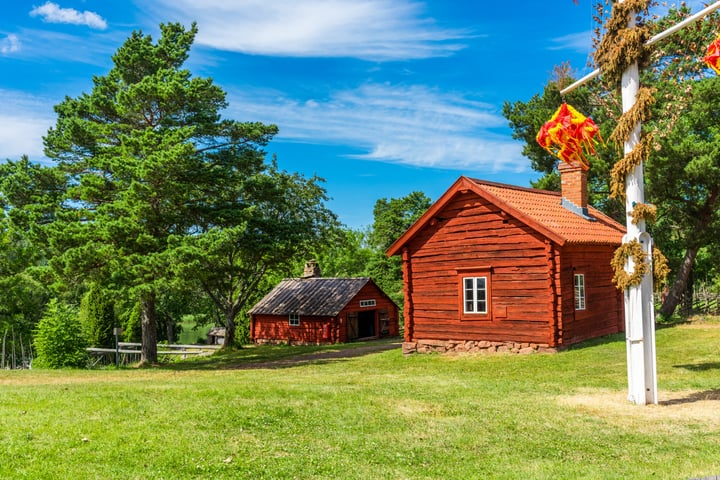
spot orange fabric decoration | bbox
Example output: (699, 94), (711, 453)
(704, 35), (720, 74)
(536, 103), (601, 170)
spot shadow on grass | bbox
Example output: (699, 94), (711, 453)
(563, 333), (626, 351)
(659, 388), (720, 406)
(673, 362), (720, 372)
(163, 338), (402, 371)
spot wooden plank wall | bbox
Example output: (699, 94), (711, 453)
(252, 314), (336, 344)
(559, 244), (624, 345)
(404, 192), (554, 345)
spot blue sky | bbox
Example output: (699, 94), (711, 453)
(0, 1), (706, 228)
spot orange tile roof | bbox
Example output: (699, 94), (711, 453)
(387, 176), (625, 256)
(469, 177), (626, 245)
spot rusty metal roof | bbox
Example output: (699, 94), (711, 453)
(248, 277), (372, 316)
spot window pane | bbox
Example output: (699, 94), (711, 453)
(574, 274), (586, 310)
(463, 276), (488, 314)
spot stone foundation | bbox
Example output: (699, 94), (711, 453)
(402, 339), (558, 355)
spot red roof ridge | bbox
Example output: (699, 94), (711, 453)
(467, 177), (561, 197)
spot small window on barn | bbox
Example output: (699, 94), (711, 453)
(289, 313), (300, 326)
(359, 299), (376, 307)
(463, 276), (487, 314)
(574, 274), (586, 310)
(456, 267), (492, 320)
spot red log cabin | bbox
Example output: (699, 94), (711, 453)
(386, 163), (626, 354)
(249, 261), (399, 345)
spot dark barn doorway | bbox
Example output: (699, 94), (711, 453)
(357, 310), (376, 339)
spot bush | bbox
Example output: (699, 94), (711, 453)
(120, 301), (142, 343)
(33, 299), (87, 369)
(79, 284), (116, 348)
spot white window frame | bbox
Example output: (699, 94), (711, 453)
(574, 274), (586, 311)
(359, 299), (376, 308)
(289, 313), (300, 326)
(463, 276), (488, 314)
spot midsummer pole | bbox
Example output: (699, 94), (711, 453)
(559, 0), (720, 405)
(616, 0), (657, 406)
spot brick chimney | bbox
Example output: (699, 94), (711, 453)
(558, 162), (591, 219)
(302, 259), (322, 278)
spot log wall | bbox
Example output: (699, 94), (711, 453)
(403, 192), (555, 346)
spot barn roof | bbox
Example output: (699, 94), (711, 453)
(248, 277), (374, 317)
(387, 176), (626, 256)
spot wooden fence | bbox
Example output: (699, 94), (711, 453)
(678, 284), (720, 316)
(87, 342), (221, 367)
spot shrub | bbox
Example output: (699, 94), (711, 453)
(33, 299), (87, 369)
(120, 301), (142, 343)
(79, 284), (116, 348)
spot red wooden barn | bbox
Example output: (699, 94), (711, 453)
(249, 263), (399, 345)
(387, 163), (626, 354)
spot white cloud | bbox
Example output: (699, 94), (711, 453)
(7, 27), (122, 66)
(29, 2), (107, 30)
(548, 31), (593, 54)
(0, 34), (21, 54)
(0, 90), (55, 161)
(226, 83), (528, 173)
(138, 0), (471, 61)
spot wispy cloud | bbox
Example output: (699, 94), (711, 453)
(138, 0), (471, 61)
(0, 34), (21, 54)
(0, 82), (527, 173)
(6, 27), (122, 66)
(29, 2), (107, 30)
(548, 31), (593, 54)
(227, 83), (527, 173)
(0, 90), (55, 161)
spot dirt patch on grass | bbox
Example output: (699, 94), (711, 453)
(558, 389), (720, 433)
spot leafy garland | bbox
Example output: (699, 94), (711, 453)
(629, 202), (656, 225)
(653, 247), (670, 287)
(611, 241), (671, 290)
(595, 0), (654, 202)
(595, 0), (671, 288)
(611, 239), (649, 289)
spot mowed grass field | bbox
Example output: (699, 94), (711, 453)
(1, 321), (719, 479)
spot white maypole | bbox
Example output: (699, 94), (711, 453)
(618, 0), (657, 406)
(560, 1), (720, 405)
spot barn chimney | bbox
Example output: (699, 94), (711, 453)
(302, 259), (322, 278)
(558, 162), (592, 219)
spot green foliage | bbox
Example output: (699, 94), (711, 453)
(119, 301), (142, 343)
(32, 299), (87, 369)
(649, 76), (720, 250)
(79, 284), (116, 348)
(31, 22), (284, 362)
(367, 191), (432, 309)
(170, 162), (337, 347)
(368, 191), (431, 252)
(309, 227), (373, 278)
(0, 192), (52, 354)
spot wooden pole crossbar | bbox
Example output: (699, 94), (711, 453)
(552, 1), (719, 404)
(560, 1), (720, 95)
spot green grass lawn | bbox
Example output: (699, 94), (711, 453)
(1, 322), (719, 479)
